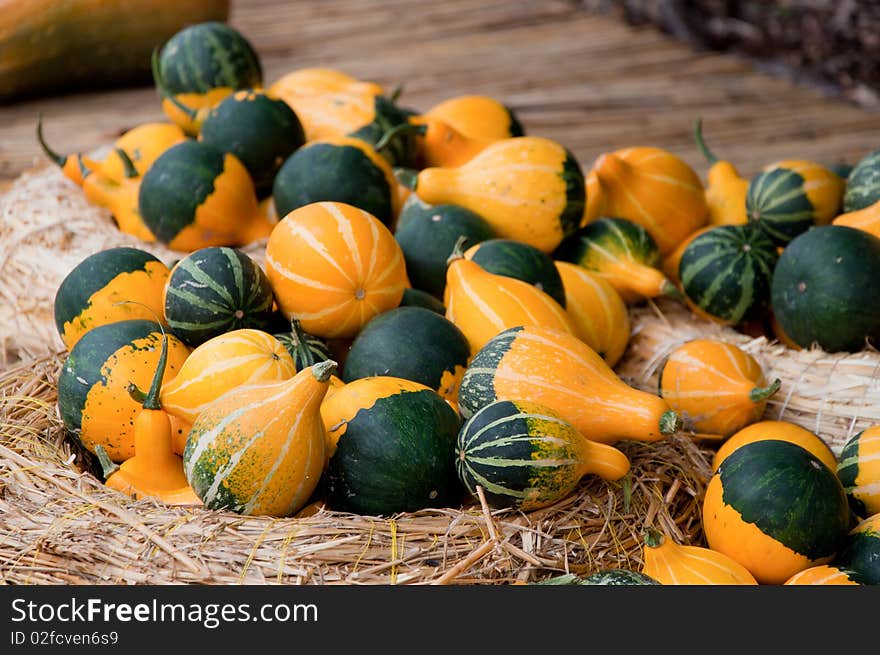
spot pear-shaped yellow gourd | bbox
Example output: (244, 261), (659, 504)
(694, 118), (749, 226)
(641, 528), (758, 585)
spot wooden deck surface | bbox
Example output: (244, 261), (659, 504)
(1, 0), (879, 188)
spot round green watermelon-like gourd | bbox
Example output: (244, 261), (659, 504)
(163, 246), (276, 347)
(465, 238), (566, 308)
(394, 196), (495, 298)
(678, 223), (778, 325)
(324, 382), (462, 516)
(343, 307), (470, 405)
(844, 148), (880, 213)
(54, 247), (171, 350)
(399, 287), (446, 314)
(198, 89), (306, 198)
(536, 570), (660, 585)
(834, 513), (880, 585)
(837, 426), (880, 519)
(771, 225), (880, 352)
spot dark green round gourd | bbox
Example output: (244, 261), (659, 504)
(844, 148), (880, 213)
(834, 515), (880, 585)
(394, 196), (495, 297)
(343, 307), (470, 402)
(536, 570), (660, 585)
(771, 225), (880, 352)
(164, 246), (276, 347)
(467, 238), (566, 307)
(273, 140), (394, 225)
(398, 287), (446, 314)
(349, 94), (420, 169)
(198, 89), (306, 198)
(679, 223), (778, 325)
(746, 167), (819, 245)
(325, 388), (462, 516)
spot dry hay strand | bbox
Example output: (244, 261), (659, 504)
(0, 352), (712, 585)
(618, 298), (880, 456)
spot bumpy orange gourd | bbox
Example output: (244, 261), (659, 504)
(421, 94), (523, 141)
(415, 136), (585, 254)
(783, 565), (860, 585)
(832, 198), (880, 239)
(445, 243), (576, 355)
(694, 118), (749, 226)
(640, 528), (758, 585)
(659, 339), (781, 439)
(554, 261), (630, 368)
(583, 146), (709, 254)
(265, 201), (409, 339)
(712, 420), (837, 473)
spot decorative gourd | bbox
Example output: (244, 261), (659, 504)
(91, 122), (188, 182)
(570, 570), (661, 585)
(392, 167), (417, 222)
(54, 247), (170, 350)
(554, 261), (630, 368)
(660, 225), (713, 287)
(832, 198), (880, 240)
(155, 21), (263, 136)
(583, 146), (708, 255)
(163, 246), (276, 347)
(197, 89), (306, 198)
(272, 136), (400, 226)
(408, 115), (496, 168)
(678, 223), (778, 325)
(640, 528), (758, 585)
(183, 360), (335, 516)
(81, 156), (157, 243)
(553, 216), (679, 304)
(458, 325), (683, 444)
(57, 319), (190, 461)
(414, 136), (585, 254)
(703, 440), (852, 584)
(694, 118), (749, 226)
(421, 94), (524, 139)
(36, 116), (89, 186)
(455, 399), (630, 511)
(343, 307), (469, 404)
(837, 426), (880, 519)
(833, 513), (880, 585)
(444, 240), (575, 355)
(712, 420), (837, 473)
(95, 322), (201, 505)
(771, 225), (880, 352)
(783, 565), (861, 585)
(321, 376), (462, 516)
(159, 328), (295, 427)
(746, 159), (845, 245)
(464, 239), (566, 308)
(138, 140), (274, 251)
(274, 327), (333, 372)
(843, 148), (880, 213)
(265, 201), (410, 339)
(658, 339), (781, 439)
(399, 288), (446, 314)
(394, 196), (495, 298)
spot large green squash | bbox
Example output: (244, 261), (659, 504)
(771, 225), (880, 352)
(467, 238), (566, 307)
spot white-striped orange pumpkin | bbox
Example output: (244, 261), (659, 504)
(265, 201), (410, 339)
(555, 261), (630, 367)
(783, 565), (861, 585)
(445, 253), (575, 356)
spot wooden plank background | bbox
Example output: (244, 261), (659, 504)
(2, 0), (879, 189)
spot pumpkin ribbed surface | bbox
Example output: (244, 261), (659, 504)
(265, 201), (409, 339)
(836, 426), (880, 519)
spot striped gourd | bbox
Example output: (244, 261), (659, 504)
(465, 238), (566, 308)
(273, 329), (332, 372)
(583, 146), (708, 255)
(414, 136), (585, 254)
(641, 528), (758, 585)
(57, 319), (191, 462)
(746, 159), (845, 245)
(272, 136), (400, 226)
(783, 565), (861, 585)
(678, 223), (778, 325)
(834, 513), (880, 585)
(554, 261), (630, 368)
(713, 420), (837, 473)
(54, 247), (170, 350)
(156, 21), (263, 136)
(265, 201), (409, 339)
(160, 329), (296, 425)
(553, 216), (679, 304)
(703, 440), (852, 584)
(183, 361), (335, 516)
(837, 426), (880, 519)
(458, 325), (682, 444)
(444, 244), (575, 356)
(455, 399), (630, 511)
(844, 148), (880, 212)
(163, 246), (276, 347)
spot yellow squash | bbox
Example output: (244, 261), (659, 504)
(694, 118), (749, 226)
(640, 528), (758, 585)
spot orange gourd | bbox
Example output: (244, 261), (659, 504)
(783, 565), (861, 586)
(409, 115), (496, 168)
(265, 201), (410, 339)
(832, 198), (880, 239)
(712, 420), (837, 473)
(421, 94), (524, 141)
(414, 136), (585, 254)
(36, 115), (89, 186)
(554, 261), (630, 368)
(658, 339), (781, 439)
(81, 154), (156, 243)
(445, 240), (576, 355)
(694, 118), (749, 226)
(640, 528), (758, 585)
(583, 146), (709, 254)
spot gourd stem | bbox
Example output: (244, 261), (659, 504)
(642, 527), (665, 549)
(659, 410), (683, 435)
(95, 445), (120, 480)
(151, 47), (198, 120)
(114, 148), (139, 179)
(694, 117), (719, 166)
(446, 235), (470, 267)
(374, 122), (426, 153)
(113, 300), (167, 409)
(311, 360), (338, 383)
(289, 318), (318, 369)
(127, 383), (148, 404)
(749, 378), (782, 403)
(661, 279), (684, 300)
(35, 114), (67, 168)
(389, 83), (405, 103)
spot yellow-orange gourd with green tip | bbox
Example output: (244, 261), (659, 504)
(640, 528), (758, 585)
(421, 94), (524, 141)
(694, 118), (749, 227)
(783, 565), (860, 585)
(832, 198), (880, 240)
